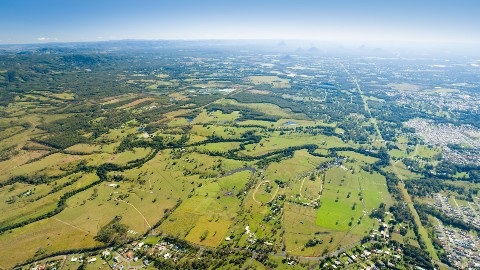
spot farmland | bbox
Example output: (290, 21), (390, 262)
(0, 40), (479, 269)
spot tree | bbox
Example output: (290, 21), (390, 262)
(6, 70), (16, 83)
(200, 230), (209, 241)
(95, 216), (130, 245)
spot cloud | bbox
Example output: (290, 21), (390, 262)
(37, 37), (57, 41)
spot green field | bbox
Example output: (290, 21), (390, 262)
(160, 170), (251, 246)
(0, 95), (431, 268)
(248, 75), (291, 88)
(0, 45), (464, 269)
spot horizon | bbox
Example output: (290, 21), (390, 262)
(1, 38), (479, 51)
(1, 0), (479, 45)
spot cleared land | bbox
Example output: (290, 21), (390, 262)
(248, 76), (290, 88)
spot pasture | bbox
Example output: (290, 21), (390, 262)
(214, 99), (305, 119)
(315, 166), (388, 238)
(0, 94), (412, 268)
(248, 76), (290, 88)
(0, 218), (100, 269)
(160, 170), (251, 247)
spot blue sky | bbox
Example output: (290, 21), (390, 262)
(0, 0), (478, 44)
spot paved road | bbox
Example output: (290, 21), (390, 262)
(339, 62), (382, 139)
(341, 63), (443, 265)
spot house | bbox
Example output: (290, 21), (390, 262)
(102, 250), (110, 258)
(125, 251), (134, 259)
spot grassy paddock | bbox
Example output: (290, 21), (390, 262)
(248, 76), (290, 88)
(0, 218), (100, 269)
(160, 171), (251, 246)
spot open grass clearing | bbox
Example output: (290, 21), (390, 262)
(0, 196), (58, 228)
(214, 99), (306, 120)
(235, 117), (334, 129)
(194, 141), (242, 153)
(248, 76), (290, 88)
(356, 169), (393, 209)
(110, 147), (151, 165)
(387, 83), (420, 91)
(192, 109), (240, 124)
(229, 184), (284, 249)
(100, 94), (135, 105)
(190, 124), (255, 140)
(236, 119), (277, 127)
(389, 161), (421, 180)
(253, 180), (279, 204)
(49, 92), (75, 100)
(65, 143), (101, 154)
(121, 152), (198, 199)
(193, 80), (229, 89)
(389, 149), (408, 159)
(315, 166), (388, 232)
(398, 182), (439, 261)
(416, 145), (441, 159)
(0, 173), (99, 228)
(283, 203), (329, 256)
(299, 174), (323, 201)
(127, 79), (178, 89)
(0, 125), (25, 141)
(266, 150), (328, 184)
(337, 151), (378, 164)
(57, 180), (176, 235)
(0, 218), (100, 269)
(248, 89), (271, 95)
(2, 152), (83, 181)
(117, 97), (155, 109)
(101, 125), (139, 142)
(160, 171), (250, 246)
(185, 216), (231, 247)
(241, 132), (345, 157)
(167, 117), (190, 127)
(275, 118), (323, 127)
(0, 149), (51, 179)
(152, 108), (191, 125)
(168, 92), (189, 101)
(425, 88), (460, 94)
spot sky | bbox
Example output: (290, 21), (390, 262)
(0, 0), (479, 44)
